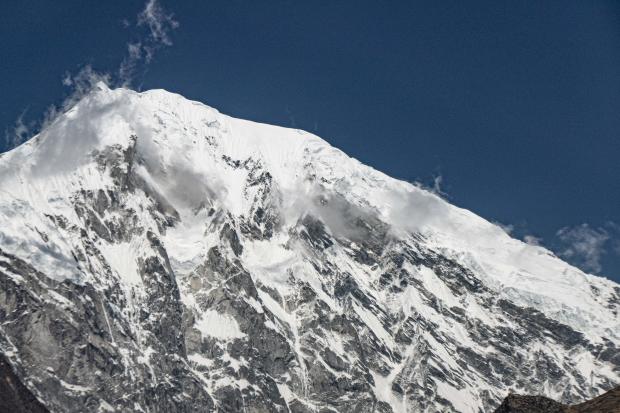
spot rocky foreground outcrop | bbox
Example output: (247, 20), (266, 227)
(494, 386), (620, 413)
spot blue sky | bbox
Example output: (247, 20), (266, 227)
(1, 0), (619, 282)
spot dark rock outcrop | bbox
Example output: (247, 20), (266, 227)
(0, 353), (48, 413)
(494, 386), (620, 413)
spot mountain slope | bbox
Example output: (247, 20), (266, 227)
(0, 84), (618, 412)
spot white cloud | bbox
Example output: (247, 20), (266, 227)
(432, 174), (443, 195)
(137, 0), (179, 60)
(61, 65), (110, 97)
(118, 42), (143, 84)
(523, 234), (542, 246)
(604, 222), (620, 257)
(556, 223), (609, 274)
(411, 173), (447, 199)
(138, 0), (179, 46)
(494, 222), (514, 235)
(128, 42), (143, 60)
(5, 65), (112, 148)
(3, 110), (32, 149)
(2, 0), (181, 151)
(48, 65), (111, 128)
(61, 72), (73, 86)
(118, 0), (179, 84)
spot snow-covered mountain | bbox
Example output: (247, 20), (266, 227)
(0, 84), (617, 413)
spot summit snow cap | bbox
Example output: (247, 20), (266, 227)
(1, 86), (617, 341)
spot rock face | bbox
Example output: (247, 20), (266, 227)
(0, 85), (618, 412)
(494, 386), (620, 413)
(494, 394), (566, 413)
(0, 353), (49, 413)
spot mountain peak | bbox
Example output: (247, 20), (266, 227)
(0, 87), (618, 412)
(1, 87), (617, 338)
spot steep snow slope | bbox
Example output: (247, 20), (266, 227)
(0, 84), (618, 412)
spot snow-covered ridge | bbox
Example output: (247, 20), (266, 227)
(1, 84), (616, 341)
(0, 84), (618, 412)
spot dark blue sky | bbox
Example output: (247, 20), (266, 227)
(1, 1), (619, 281)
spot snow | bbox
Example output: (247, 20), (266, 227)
(258, 289), (294, 327)
(242, 236), (297, 289)
(435, 381), (478, 413)
(353, 302), (396, 349)
(97, 399), (115, 412)
(0, 197), (82, 282)
(188, 353), (214, 367)
(59, 379), (91, 394)
(0, 84), (618, 411)
(371, 371), (407, 413)
(194, 309), (245, 340)
(47, 290), (74, 308)
(98, 240), (141, 285)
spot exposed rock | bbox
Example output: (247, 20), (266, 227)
(0, 86), (617, 412)
(494, 386), (620, 413)
(0, 353), (49, 413)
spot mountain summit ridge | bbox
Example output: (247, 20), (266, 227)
(0, 87), (618, 412)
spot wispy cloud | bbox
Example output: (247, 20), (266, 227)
(412, 172), (448, 199)
(606, 222), (620, 258)
(3, 110), (33, 150)
(35, 65), (113, 132)
(3, 0), (179, 150)
(495, 221), (514, 235)
(556, 223), (610, 274)
(431, 174), (444, 196)
(138, 0), (179, 50)
(118, 42), (143, 84)
(61, 65), (111, 101)
(523, 234), (542, 246)
(119, 0), (179, 84)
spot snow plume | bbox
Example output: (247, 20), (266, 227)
(523, 234), (542, 246)
(2, 110), (33, 150)
(18, 65), (114, 144)
(28, 86), (137, 177)
(58, 66), (112, 109)
(495, 222), (514, 235)
(431, 174), (445, 195)
(556, 223), (609, 274)
(411, 173), (448, 199)
(3, 67), (101, 151)
(2, 1), (179, 151)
